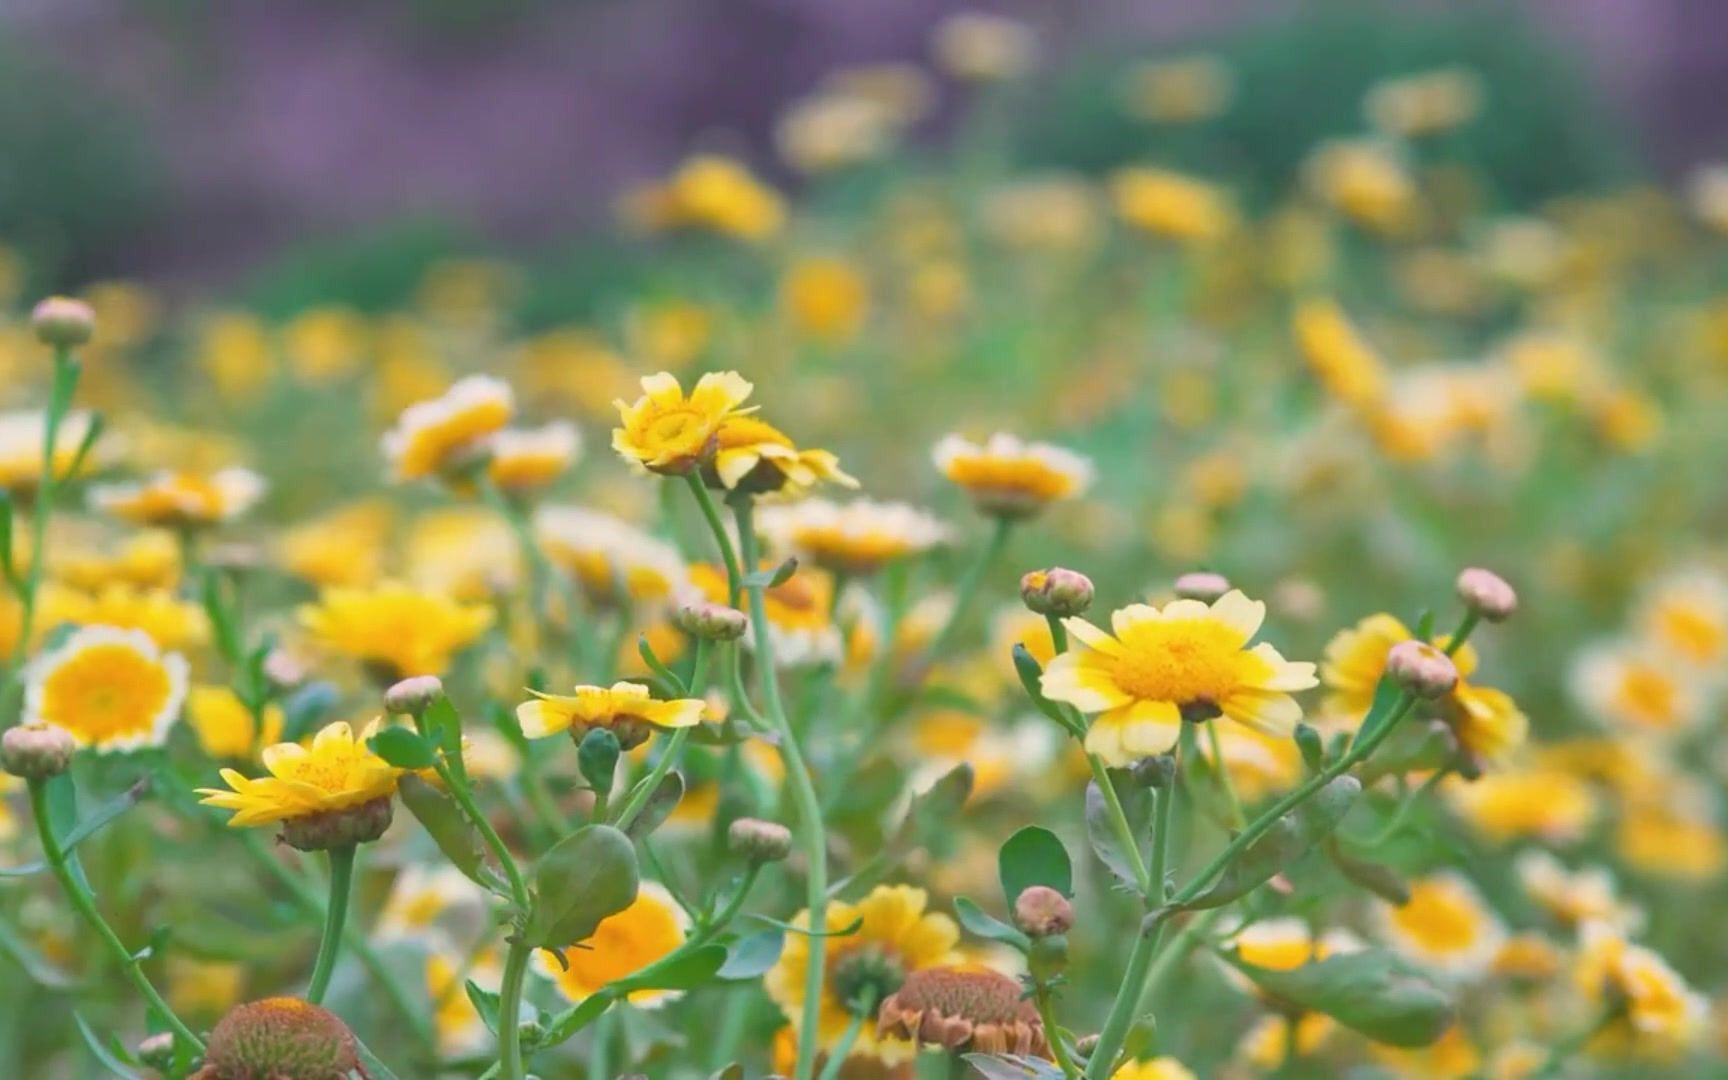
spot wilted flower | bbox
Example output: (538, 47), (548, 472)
(876, 966), (1048, 1056)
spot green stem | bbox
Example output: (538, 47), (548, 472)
(306, 844), (357, 1004)
(1364, 768), (1448, 847)
(818, 993), (872, 1080)
(4, 349), (79, 696)
(496, 937), (534, 1080)
(614, 639), (708, 831)
(438, 764), (530, 912)
(922, 517), (1012, 666)
(27, 780), (205, 1054)
(1033, 983), (1079, 1078)
(734, 500), (828, 1080)
(1084, 753), (1151, 896)
(1441, 610), (1479, 656)
(686, 475), (741, 605)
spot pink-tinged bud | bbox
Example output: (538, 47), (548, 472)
(1013, 885), (1074, 937)
(728, 817), (793, 863)
(1173, 570), (1231, 602)
(199, 997), (359, 1079)
(30, 296), (95, 348)
(137, 1032), (175, 1071)
(1456, 567), (1517, 622)
(1384, 640), (1458, 699)
(384, 674), (445, 717)
(1021, 567), (1095, 617)
(1, 723), (75, 779)
(279, 796), (394, 852)
(675, 600), (749, 641)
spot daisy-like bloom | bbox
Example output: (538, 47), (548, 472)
(186, 684), (284, 761)
(485, 421), (581, 495)
(1569, 641), (1703, 735)
(1616, 791), (1727, 882)
(1112, 1057), (1199, 1080)
(1321, 612), (1527, 767)
(1110, 166), (1237, 245)
(621, 156), (786, 242)
(196, 719), (401, 850)
(406, 508), (520, 601)
(1292, 299), (1388, 412)
(612, 371), (756, 476)
(89, 468), (265, 529)
(536, 882), (690, 1008)
(1303, 138), (1417, 235)
(931, 11), (1037, 82)
(689, 562), (841, 665)
(381, 374), (514, 483)
(376, 864), (488, 948)
(535, 506), (690, 609)
(275, 500), (393, 589)
(1041, 590), (1317, 768)
(39, 583), (209, 653)
(1515, 852), (1643, 933)
(780, 256), (871, 344)
(757, 498), (949, 576)
(0, 410), (110, 498)
(298, 581), (494, 680)
(1375, 872), (1506, 977)
(1635, 569), (1728, 668)
(1444, 767), (1598, 845)
(876, 966), (1048, 1057)
(932, 433), (1093, 519)
(428, 948), (502, 1056)
(516, 681), (704, 750)
(24, 625), (189, 753)
(766, 884), (960, 1064)
(707, 414), (858, 497)
(1573, 922), (1706, 1060)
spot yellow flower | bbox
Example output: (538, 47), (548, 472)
(1041, 591), (1316, 767)
(276, 500), (394, 589)
(1616, 797), (1726, 881)
(167, 956), (247, 1020)
(1293, 299), (1387, 411)
(710, 414), (858, 497)
(24, 625), (189, 753)
(299, 582), (493, 679)
(1242, 1013), (1335, 1070)
(1574, 922), (1705, 1059)
(197, 719), (401, 829)
(486, 422), (581, 494)
(612, 371), (756, 476)
(932, 433), (1093, 519)
(197, 311), (275, 404)
(1228, 917), (1358, 976)
(1635, 569), (1728, 667)
(381, 375), (514, 483)
(187, 684), (285, 761)
(1515, 852), (1642, 933)
(534, 505), (689, 609)
(0, 410), (110, 497)
(536, 882), (690, 1008)
(283, 305), (368, 384)
(766, 884), (960, 1063)
(1110, 167), (1236, 245)
(377, 864), (487, 948)
(1121, 55), (1233, 125)
(627, 300), (715, 371)
(406, 508), (520, 601)
(1112, 1057), (1198, 1080)
(1444, 767), (1597, 845)
(516, 681), (704, 746)
(1375, 872), (1505, 976)
(980, 176), (1101, 254)
(690, 561), (840, 666)
(39, 583), (209, 652)
(757, 498), (948, 576)
(931, 12), (1036, 82)
(1571, 641), (1701, 735)
(90, 468), (265, 528)
(622, 156), (785, 241)
(781, 256), (871, 344)
(1304, 138), (1417, 234)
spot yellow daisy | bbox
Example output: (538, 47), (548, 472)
(24, 625), (189, 753)
(708, 414), (858, 497)
(275, 500), (394, 589)
(757, 498), (949, 576)
(1293, 299), (1388, 412)
(1041, 590), (1316, 767)
(39, 583), (209, 653)
(377, 864), (487, 948)
(0, 409), (111, 498)
(197, 719), (401, 829)
(766, 883), (961, 1064)
(187, 684), (285, 761)
(534, 505), (690, 610)
(1369, 1022), (1482, 1080)
(1242, 1013), (1335, 1071)
(612, 371), (756, 475)
(1304, 138), (1417, 234)
(1515, 852), (1642, 933)
(1375, 872), (1505, 976)
(381, 374), (514, 483)
(89, 468), (265, 528)
(932, 433), (1092, 519)
(486, 421), (581, 494)
(535, 882), (690, 1008)
(515, 681), (704, 749)
(1110, 166), (1237, 245)
(298, 581), (494, 680)
(621, 155), (786, 242)
(1571, 642), (1703, 735)
(1636, 569), (1728, 667)
(1444, 767), (1597, 845)
(1574, 922), (1705, 1060)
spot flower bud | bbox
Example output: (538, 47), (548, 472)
(1012, 885), (1074, 937)
(577, 728), (621, 797)
(30, 296), (95, 348)
(1456, 567), (1517, 622)
(1, 723), (75, 779)
(1384, 640), (1458, 699)
(201, 997), (359, 1080)
(674, 600), (749, 642)
(383, 674), (444, 717)
(1020, 567), (1094, 617)
(279, 796), (394, 852)
(728, 817), (793, 863)
(1173, 570), (1231, 602)
(136, 1032), (175, 1071)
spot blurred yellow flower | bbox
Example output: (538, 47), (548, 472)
(931, 11), (1036, 81)
(757, 498), (949, 576)
(534, 505), (688, 609)
(428, 948), (501, 1056)
(54, 529), (180, 592)
(299, 581), (493, 679)
(187, 684), (284, 761)
(90, 468), (265, 529)
(381, 375), (514, 483)
(932, 433), (1092, 519)
(1293, 299), (1388, 411)
(39, 583), (208, 653)
(623, 155), (785, 241)
(1515, 852), (1642, 932)
(781, 256), (870, 345)
(486, 421), (581, 495)
(1375, 872), (1505, 976)
(1445, 767), (1597, 844)
(1369, 1023), (1483, 1080)
(691, 561), (840, 666)
(197, 311), (275, 404)
(25, 625), (189, 753)
(276, 500), (394, 589)
(1305, 139), (1418, 234)
(536, 882), (689, 1008)
(1111, 167), (1236, 245)
(1571, 642), (1702, 734)
(1364, 67), (1483, 138)
(1121, 55), (1233, 125)
(1574, 922), (1705, 1059)
(0, 410), (110, 497)
(283, 305), (368, 385)
(1635, 569), (1728, 668)
(1111, 1057), (1197, 1080)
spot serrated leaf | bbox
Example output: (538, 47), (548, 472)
(524, 825), (639, 948)
(1084, 773), (1152, 887)
(717, 929), (784, 980)
(998, 825), (1073, 905)
(953, 896), (1030, 951)
(1224, 948), (1455, 1047)
(1182, 776), (1360, 910)
(369, 726), (438, 770)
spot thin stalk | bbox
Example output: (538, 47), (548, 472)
(15, 350), (78, 656)
(27, 780), (204, 1054)
(686, 475), (741, 605)
(922, 517), (1012, 666)
(614, 639), (708, 830)
(496, 937), (534, 1080)
(1084, 752), (1151, 896)
(306, 844), (357, 1004)
(1033, 983), (1079, 1078)
(818, 993), (872, 1080)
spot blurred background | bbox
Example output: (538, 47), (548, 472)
(1, 0), (1722, 298)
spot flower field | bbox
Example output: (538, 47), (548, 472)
(2, 9), (1727, 1079)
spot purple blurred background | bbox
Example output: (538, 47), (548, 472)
(4, 0), (1726, 285)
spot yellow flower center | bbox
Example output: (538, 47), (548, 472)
(1618, 665), (1677, 724)
(39, 643), (172, 744)
(1108, 618), (1249, 705)
(1655, 605), (1725, 662)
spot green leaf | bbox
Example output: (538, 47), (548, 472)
(1294, 724), (1325, 774)
(1010, 645), (1083, 736)
(74, 1013), (140, 1078)
(43, 774), (92, 895)
(709, 1066), (744, 1080)
(621, 771), (684, 840)
(524, 825), (639, 948)
(368, 726), (438, 770)
(1182, 776), (1361, 910)
(891, 763), (974, 856)
(60, 778), (151, 854)
(742, 558), (798, 589)
(0, 490), (14, 582)
(1324, 839), (1411, 904)
(352, 1033), (403, 1080)
(998, 825), (1073, 905)
(953, 896), (1030, 951)
(1350, 678), (1405, 752)
(423, 696), (466, 786)
(717, 929), (784, 980)
(746, 913), (864, 939)
(542, 991), (618, 1046)
(0, 918), (79, 988)
(629, 944), (727, 991)
(1224, 948), (1455, 1047)
(1084, 773), (1152, 887)
(398, 777), (501, 892)
(464, 979), (501, 1035)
